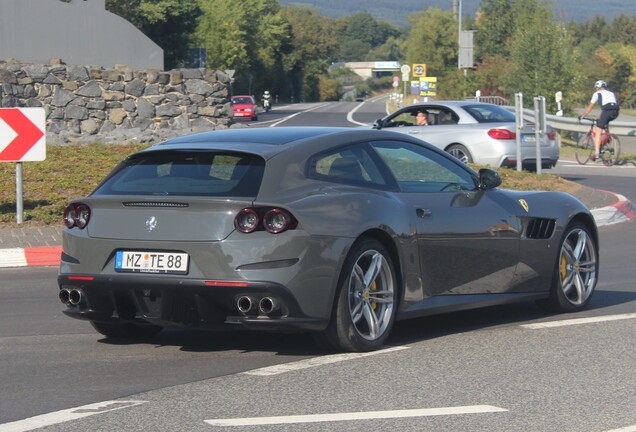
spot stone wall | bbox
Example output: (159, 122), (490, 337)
(0, 59), (234, 144)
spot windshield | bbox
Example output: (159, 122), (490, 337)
(93, 150), (265, 197)
(232, 97), (253, 105)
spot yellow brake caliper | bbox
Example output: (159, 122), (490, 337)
(369, 280), (378, 310)
(560, 253), (568, 282)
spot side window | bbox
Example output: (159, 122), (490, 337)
(384, 110), (416, 128)
(438, 109), (458, 125)
(370, 140), (476, 192)
(310, 144), (388, 187)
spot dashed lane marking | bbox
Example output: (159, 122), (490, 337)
(521, 313), (636, 329)
(0, 400), (146, 432)
(205, 405), (508, 427)
(242, 345), (409, 376)
(604, 425), (636, 432)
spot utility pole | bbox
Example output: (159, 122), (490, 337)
(456, 0), (462, 69)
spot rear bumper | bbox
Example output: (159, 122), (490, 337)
(58, 274), (329, 332)
(500, 156), (559, 169)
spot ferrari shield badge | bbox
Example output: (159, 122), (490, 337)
(518, 199), (529, 212)
(146, 216), (157, 232)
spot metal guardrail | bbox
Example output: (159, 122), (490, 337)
(516, 108), (636, 137)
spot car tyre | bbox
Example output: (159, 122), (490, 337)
(90, 321), (163, 339)
(447, 144), (473, 164)
(537, 222), (598, 312)
(315, 238), (398, 352)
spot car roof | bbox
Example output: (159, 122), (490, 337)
(404, 100), (498, 109)
(145, 127), (396, 159)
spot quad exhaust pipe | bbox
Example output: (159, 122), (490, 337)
(59, 288), (84, 306)
(258, 297), (278, 315)
(236, 296), (280, 316)
(237, 296), (255, 313)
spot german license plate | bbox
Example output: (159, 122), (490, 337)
(522, 135), (536, 143)
(115, 251), (189, 274)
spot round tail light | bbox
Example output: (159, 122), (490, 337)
(63, 203), (91, 229)
(234, 208), (259, 233)
(263, 209), (291, 234)
(63, 205), (77, 228)
(75, 204), (91, 228)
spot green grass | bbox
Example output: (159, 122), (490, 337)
(0, 142), (585, 227)
(0, 143), (148, 225)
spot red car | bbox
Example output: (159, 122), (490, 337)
(231, 95), (258, 121)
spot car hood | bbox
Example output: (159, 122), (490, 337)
(81, 196), (252, 241)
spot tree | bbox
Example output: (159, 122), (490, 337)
(318, 76), (342, 101)
(196, 0), (291, 96)
(334, 13), (402, 62)
(105, 0), (201, 70)
(403, 8), (458, 78)
(475, 0), (515, 59)
(365, 36), (404, 62)
(280, 6), (339, 101)
(503, 1), (579, 111)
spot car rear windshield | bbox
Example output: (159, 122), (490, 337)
(462, 104), (516, 123)
(92, 150), (265, 197)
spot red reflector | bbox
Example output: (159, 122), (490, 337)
(68, 276), (94, 281)
(547, 131), (556, 140)
(204, 281), (249, 287)
(488, 129), (516, 140)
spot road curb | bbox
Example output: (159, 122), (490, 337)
(0, 194), (634, 269)
(590, 193), (636, 226)
(0, 246), (62, 268)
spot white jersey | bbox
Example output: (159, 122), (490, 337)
(590, 89), (618, 108)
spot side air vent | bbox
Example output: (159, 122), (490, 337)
(525, 218), (556, 239)
(123, 202), (189, 208)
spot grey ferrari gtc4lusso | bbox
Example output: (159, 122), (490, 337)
(58, 127), (599, 352)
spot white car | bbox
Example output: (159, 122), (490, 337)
(372, 101), (559, 169)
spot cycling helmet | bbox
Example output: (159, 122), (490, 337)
(264, 90), (270, 95)
(594, 80), (607, 88)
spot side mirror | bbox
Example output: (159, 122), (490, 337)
(478, 168), (502, 190)
(372, 119), (383, 130)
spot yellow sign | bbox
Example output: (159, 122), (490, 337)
(419, 77), (437, 97)
(412, 64), (427, 77)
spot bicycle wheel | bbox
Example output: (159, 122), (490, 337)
(600, 134), (621, 166)
(575, 133), (593, 165)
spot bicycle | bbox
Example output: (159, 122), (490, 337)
(575, 117), (621, 166)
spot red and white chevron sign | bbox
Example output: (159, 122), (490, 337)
(0, 108), (46, 162)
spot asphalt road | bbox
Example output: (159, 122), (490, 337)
(0, 100), (634, 432)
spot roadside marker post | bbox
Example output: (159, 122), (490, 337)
(0, 107), (46, 224)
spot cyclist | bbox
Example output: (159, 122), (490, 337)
(579, 80), (619, 161)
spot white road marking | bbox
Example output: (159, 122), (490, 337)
(521, 313), (636, 329)
(242, 345), (409, 376)
(0, 400), (146, 432)
(269, 103), (330, 127)
(559, 163), (635, 169)
(604, 425), (636, 432)
(205, 405), (508, 426)
(347, 101), (369, 126)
